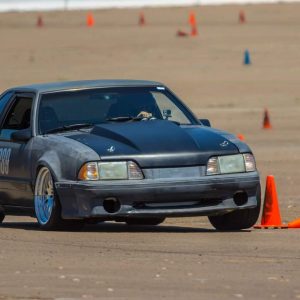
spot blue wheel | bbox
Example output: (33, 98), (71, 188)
(34, 167), (55, 226)
(34, 167), (84, 231)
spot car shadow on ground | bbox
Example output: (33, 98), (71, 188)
(0, 221), (251, 233)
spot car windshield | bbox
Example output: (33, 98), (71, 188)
(38, 86), (196, 134)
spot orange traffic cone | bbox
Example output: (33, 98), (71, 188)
(189, 12), (196, 27)
(263, 108), (272, 129)
(237, 134), (245, 141)
(254, 175), (287, 229)
(288, 218), (300, 228)
(189, 11), (198, 36)
(139, 12), (145, 26)
(87, 13), (95, 27)
(37, 15), (44, 28)
(239, 10), (246, 24)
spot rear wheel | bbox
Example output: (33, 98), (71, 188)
(34, 167), (84, 231)
(208, 186), (261, 231)
(126, 217), (165, 226)
(0, 210), (5, 224)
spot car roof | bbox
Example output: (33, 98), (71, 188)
(11, 79), (164, 94)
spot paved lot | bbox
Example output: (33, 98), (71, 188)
(0, 3), (300, 299)
(0, 216), (300, 299)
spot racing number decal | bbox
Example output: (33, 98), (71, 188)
(0, 148), (12, 175)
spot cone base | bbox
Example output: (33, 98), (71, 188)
(254, 224), (288, 229)
(288, 218), (300, 228)
(177, 30), (188, 37)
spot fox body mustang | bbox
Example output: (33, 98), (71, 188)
(0, 80), (260, 230)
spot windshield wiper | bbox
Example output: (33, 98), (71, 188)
(106, 117), (182, 125)
(45, 123), (94, 134)
(106, 116), (143, 122)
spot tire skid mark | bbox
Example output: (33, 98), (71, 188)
(0, 236), (299, 261)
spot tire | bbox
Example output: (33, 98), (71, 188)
(34, 167), (84, 231)
(208, 185), (261, 231)
(0, 210), (5, 224)
(126, 217), (165, 226)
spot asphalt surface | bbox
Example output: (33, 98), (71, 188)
(0, 216), (300, 300)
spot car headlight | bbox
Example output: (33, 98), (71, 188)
(243, 153), (256, 172)
(206, 153), (256, 175)
(78, 161), (144, 181)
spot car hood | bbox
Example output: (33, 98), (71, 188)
(65, 120), (251, 167)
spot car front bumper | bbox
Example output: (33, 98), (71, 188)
(55, 172), (260, 220)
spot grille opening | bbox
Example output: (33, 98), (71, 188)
(233, 192), (248, 206)
(133, 199), (222, 210)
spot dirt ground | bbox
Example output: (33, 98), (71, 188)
(0, 3), (300, 299)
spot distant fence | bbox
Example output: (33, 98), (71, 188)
(1, 0), (300, 12)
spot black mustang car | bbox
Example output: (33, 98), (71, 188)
(0, 80), (260, 230)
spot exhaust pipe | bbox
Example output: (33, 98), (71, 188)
(233, 192), (248, 206)
(103, 197), (121, 213)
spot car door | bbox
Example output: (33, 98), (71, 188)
(0, 92), (35, 208)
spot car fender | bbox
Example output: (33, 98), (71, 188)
(34, 151), (62, 183)
(31, 135), (100, 185)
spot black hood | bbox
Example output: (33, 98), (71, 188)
(66, 120), (249, 167)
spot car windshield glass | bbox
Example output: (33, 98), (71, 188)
(38, 87), (196, 134)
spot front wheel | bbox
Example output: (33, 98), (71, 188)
(126, 217), (165, 226)
(34, 167), (84, 231)
(208, 186), (261, 231)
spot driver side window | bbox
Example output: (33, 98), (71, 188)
(0, 96), (33, 141)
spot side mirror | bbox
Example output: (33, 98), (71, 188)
(199, 119), (211, 127)
(11, 128), (32, 142)
(163, 109), (172, 119)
